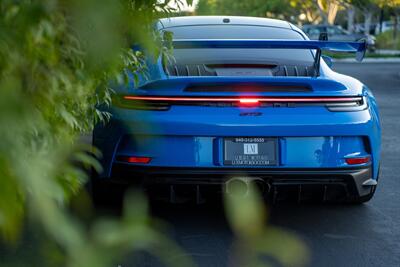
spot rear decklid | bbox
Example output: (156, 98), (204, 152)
(126, 39), (366, 96)
(114, 76), (366, 112)
(115, 39), (366, 108)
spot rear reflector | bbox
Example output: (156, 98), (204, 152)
(345, 156), (371, 165)
(117, 156), (152, 164)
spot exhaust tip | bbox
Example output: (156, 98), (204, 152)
(225, 177), (270, 197)
(225, 178), (249, 197)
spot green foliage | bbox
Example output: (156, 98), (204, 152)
(0, 0), (194, 266)
(196, 0), (337, 23)
(376, 30), (400, 49)
(195, 0), (400, 25)
(349, 0), (379, 11)
(224, 181), (309, 267)
(196, 0), (298, 20)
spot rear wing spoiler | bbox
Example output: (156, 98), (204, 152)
(171, 39), (367, 77)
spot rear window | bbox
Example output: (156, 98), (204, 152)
(163, 25), (314, 64)
(165, 25), (304, 39)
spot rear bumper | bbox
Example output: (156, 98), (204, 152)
(110, 164), (375, 197)
(93, 105), (381, 179)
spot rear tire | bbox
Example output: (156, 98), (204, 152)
(89, 173), (125, 208)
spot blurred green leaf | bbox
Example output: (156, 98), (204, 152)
(224, 180), (309, 267)
(0, 0), (194, 266)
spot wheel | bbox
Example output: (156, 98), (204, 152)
(89, 176), (106, 205)
(89, 172), (125, 208)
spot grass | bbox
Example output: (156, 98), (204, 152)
(324, 52), (400, 59)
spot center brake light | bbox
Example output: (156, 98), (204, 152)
(239, 98), (260, 107)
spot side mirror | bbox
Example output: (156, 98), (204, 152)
(322, 55), (333, 68)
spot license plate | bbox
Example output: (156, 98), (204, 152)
(223, 137), (278, 166)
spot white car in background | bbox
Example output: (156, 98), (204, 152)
(302, 24), (376, 51)
(375, 21), (399, 34)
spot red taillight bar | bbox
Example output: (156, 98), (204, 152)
(123, 96), (362, 103)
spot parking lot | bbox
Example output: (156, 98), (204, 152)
(124, 63), (400, 267)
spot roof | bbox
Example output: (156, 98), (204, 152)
(158, 16), (291, 30)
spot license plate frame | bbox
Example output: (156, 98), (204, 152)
(223, 137), (278, 166)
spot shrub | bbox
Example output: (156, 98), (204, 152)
(376, 30), (400, 50)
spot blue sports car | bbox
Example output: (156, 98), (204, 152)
(92, 16), (381, 203)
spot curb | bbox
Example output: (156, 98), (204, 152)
(334, 58), (400, 63)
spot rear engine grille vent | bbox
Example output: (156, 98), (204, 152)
(274, 65), (314, 77)
(165, 64), (217, 76)
(165, 64), (315, 77)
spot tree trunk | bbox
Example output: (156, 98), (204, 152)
(379, 8), (384, 34)
(327, 1), (339, 25)
(364, 11), (372, 35)
(394, 13), (399, 43)
(315, 0), (339, 25)
(347, 6), (355, 34)
(316, 0), (328, 24)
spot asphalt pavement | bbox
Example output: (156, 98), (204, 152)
(122, 63), (400, 267)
